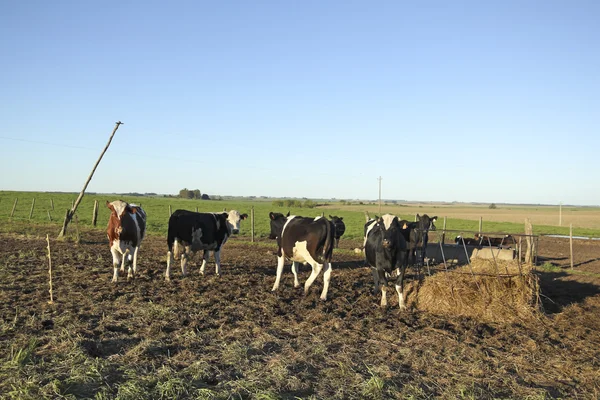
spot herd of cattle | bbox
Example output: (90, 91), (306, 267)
(105, 200), (505, 309)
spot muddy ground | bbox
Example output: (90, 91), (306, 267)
(1, 227), (599, 399)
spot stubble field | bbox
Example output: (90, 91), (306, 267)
(1, 218), (599, 399)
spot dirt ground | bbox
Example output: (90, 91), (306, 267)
(1, 227), (599, 399)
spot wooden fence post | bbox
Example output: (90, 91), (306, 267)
(46, 235), (54, 304)
(570, 224), (574, 270)
(169, 205), (172, 216)
(479, 217), (483, 234)
(195, 207), (198, 212)
(50, 198), (54, 211)
(524, 218), (534, 264)
(10, 198), (18, 217)
(92, 200), (99, 227)
(29, 198), (36, 220)
(251, 206), (255, 242)
(441, 216), (447, 244)
(47, 210), (52, 221)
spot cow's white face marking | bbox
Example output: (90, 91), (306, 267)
(381, 214), (396, 230)
(109, 200), (128, 219)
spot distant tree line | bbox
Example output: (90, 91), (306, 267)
(178, 188), (210, 200)
(271, 199), (318, 208)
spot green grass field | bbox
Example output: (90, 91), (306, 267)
(1, 191), (600, 239)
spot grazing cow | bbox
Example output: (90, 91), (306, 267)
(269, 212), (336, 301)
(328, 215), (346, 248)
(364, 214), (408, 309)
(165, 209), (247, 280)
(400, 214), (437, 270)
(106, 200), (147, 282)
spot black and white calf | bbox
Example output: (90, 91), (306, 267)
(328, 215), (346, 248)
(400, 214), (437, 270)
(364, 214), (408, 309)
(165, 209), (247, 280)
(106, 200), (147, 282)
(269, 212), (336, 301)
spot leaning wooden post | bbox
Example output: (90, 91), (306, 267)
(251, 206), (255, 242)
(46, 234), (54, 304)
(169, 205), (172, 216)
(570, 223), (574, 270)
(29, 198), (36, 220)
(50, 198), (54, 211)
(479, 217), (483, 234)
(195, 207), (198, 212)
(92, 200), (99, 227)
(10, 198), (18, 217)
(47, 210), (52, 221)
(58, 121), (123, 238)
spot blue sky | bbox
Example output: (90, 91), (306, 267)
(1, 1), (598, 205)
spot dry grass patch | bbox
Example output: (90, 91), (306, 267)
(410, 259), (542, 323)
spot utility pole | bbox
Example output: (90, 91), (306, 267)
(378, 176), (382, 214)
(559, 202), (562, 226)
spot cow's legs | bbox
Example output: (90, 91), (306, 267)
(395, 265), (407, 310)
(127, 248), (136, 280)
(181, 245), (191, 276)
(372, 268), (380, 295)
(132, 246), (140, 276)
(320, 262), (332, 301)
(200, 250), (210, 275)
(291, 261), (300, 288)
(272, 255), (285, 292)
(166, 250), (174, 281)
(121, 248), (130, 279)
(214, 250), (222, 276)
(378, 269), (388, 307)
(304, 261), (323, 296)
(110, 247), (121, 283)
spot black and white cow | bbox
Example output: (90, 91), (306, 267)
(269, 212), (336, 301)
(106, 200), (147, 282)
(400, 214), (437, 270)
(364, 214), (408, 309)
(165, 209), (247, 280)
(328, 215), (346, 248)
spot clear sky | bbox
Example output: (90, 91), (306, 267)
(1, 1), (598, 205)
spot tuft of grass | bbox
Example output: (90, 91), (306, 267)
(10, 338), (38, 367)
(361, 365), (386, 399)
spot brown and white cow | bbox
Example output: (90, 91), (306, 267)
(106, 200), (147, 282)
(268, 212), (336, 301)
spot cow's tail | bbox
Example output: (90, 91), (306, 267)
(322, 218), (334, 262)
(167, 214), (177, 253)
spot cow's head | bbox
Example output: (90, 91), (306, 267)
(106, 200), (132, 220)
(416, 214), (437, 231)
(269, 211), (289, 239)
(224, 210), (247, 235)
(377, 214), (402, 250)
(329, 215), (345, 247)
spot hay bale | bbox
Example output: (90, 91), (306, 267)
(408, 259), (541, 323)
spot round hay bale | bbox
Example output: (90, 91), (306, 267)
(407, 259), (541, 323)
